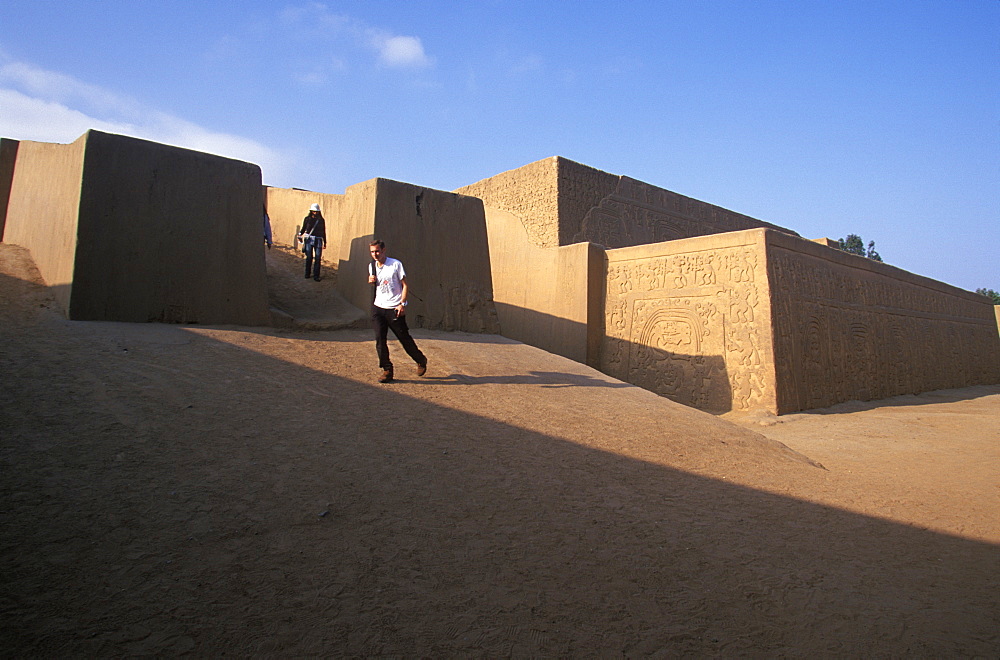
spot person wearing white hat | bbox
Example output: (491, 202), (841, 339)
(297, 203), (327, 281)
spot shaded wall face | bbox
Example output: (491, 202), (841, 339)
(0, 138), (20, 241)
(2, 135), (88, 314)
(767, 233), (1000, 413)
(456, 156), (798, 252)
(367, 179), (498, 334)
(336, 179), (379, 312)
(71, 131), (269, 324)
(602, 230), (776, 413)
(558, 160), (798, 249)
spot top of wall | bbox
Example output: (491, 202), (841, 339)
(456, 156), (798, 249)
(764, 229), (992, 304)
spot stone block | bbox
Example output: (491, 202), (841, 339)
(5, 130), (270, 324)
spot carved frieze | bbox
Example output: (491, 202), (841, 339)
(602, 243), (770, 412)
(769, 248), (1000, 412)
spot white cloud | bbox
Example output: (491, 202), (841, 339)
(0, 58), (297, 186)
(0, 61), (144, 119)
(370, 34), (433, 68)
(280, 3), (350, 34)
(0, 89), (136, 142)
(278, 3), (434, 71)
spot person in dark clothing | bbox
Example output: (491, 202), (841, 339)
(298, 203), (326, 281)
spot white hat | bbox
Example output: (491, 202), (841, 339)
(310, 203), (321, 212)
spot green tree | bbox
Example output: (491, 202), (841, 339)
(865, 240), (882, 262)
(976, 288), (1000, 304)
(837, 233), (883, 262)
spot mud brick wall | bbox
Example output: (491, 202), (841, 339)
(766, 231), (1000, 413)
(455, 157), (565, 248)
(562, 161), (797, 249)
(483, 203), (602, 365)
(0, 138), (20, 240)
(3, 134), (89, 314)
(337, 178), (499, 334)
(457, 157), (796, 251)
(601, 229), (776, 413)
(5, 130), (270, 325)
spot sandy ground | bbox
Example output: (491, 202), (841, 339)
(1, 242), (998, 656)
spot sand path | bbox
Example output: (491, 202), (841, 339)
(1, 243), (997, 656)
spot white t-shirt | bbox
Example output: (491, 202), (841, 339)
(372, 257), (406, 309)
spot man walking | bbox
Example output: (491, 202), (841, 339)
(368, 239), (427, 383)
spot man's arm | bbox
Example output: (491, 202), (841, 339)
(396, 276), (408, 316)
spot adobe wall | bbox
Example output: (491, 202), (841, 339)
(0, 138), (20, 240)
(67, 131), (270, 324)
(456, 156), (798, 250)
(264, 186), (345, 257)
(483, 204), (602, 365)
(455, 157), (563, 248)
(5, 131), (270, 324)
(335, 178), (379, 281)
(336, 179), (499, 334)
(766, 231), (1000, 413)
(601, 229), (777, 413)
(3, 134), (88, 314)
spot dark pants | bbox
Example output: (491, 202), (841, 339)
(304, 237), (322, 279)
(372, 306), (425, 370)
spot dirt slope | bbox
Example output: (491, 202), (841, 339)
(1, 243), (997, 656)
(265, 245), (367, 330)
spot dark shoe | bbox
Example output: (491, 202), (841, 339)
(313, 276), (321, 281)
(304, 274), (311, 279)
(378, 368), (394, 383)
(416, 361), (427, 377)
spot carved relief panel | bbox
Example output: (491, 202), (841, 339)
(769, 248), (1000, 413)
(602, 243), (772, 413)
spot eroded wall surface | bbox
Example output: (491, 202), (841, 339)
(456, 156), (797, 250)
(3, 134), (88, 314)
(601, 230), (777, 413)
(767, 231), (1000, 413)
(455, 157), (564, 248)
(560, 160), (797, 250)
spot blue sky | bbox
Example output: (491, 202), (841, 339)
(1, 0), (997, 292)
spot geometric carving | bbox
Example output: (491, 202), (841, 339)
(768, 239), (1000, 413)
(637, 306), (706, 354)
(602, 240), (770, 413)
(461, 156), (999, 415)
